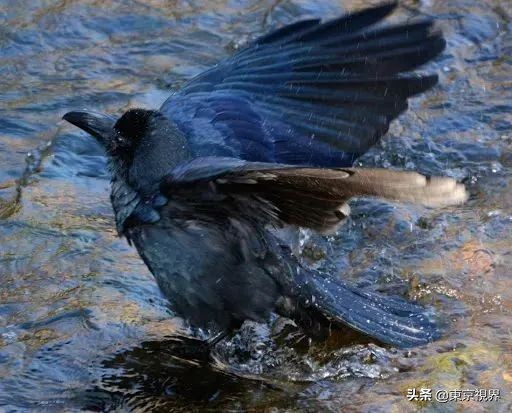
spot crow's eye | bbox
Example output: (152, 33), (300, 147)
(108, 132), (133, 156)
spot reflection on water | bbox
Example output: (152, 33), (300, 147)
(0, 0), (511, 411)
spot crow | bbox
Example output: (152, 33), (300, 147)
(63, 2), (467, 348)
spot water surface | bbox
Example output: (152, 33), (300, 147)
(0, 0), (511, 411)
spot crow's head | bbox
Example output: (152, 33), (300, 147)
(63, 108), (158, 161)
(63, 108), (190, 191)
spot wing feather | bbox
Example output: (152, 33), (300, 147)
(160, 157), (467, 232)
(161, 2), (445, 167)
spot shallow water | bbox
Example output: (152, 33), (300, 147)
(0, 0), (511, 411)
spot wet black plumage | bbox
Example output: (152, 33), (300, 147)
(63, 2), (467, 348)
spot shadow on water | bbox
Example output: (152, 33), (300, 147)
(90, 336), (257, 412)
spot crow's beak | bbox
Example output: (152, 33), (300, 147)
(62, 111), (116, 145)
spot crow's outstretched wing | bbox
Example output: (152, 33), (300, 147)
(161, 2), (445, 167)
(158, 157), (467, 233)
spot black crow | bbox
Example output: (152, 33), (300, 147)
(63, 2), (467, 348)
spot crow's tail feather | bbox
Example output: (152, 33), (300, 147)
(294, 269), (441, 348)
